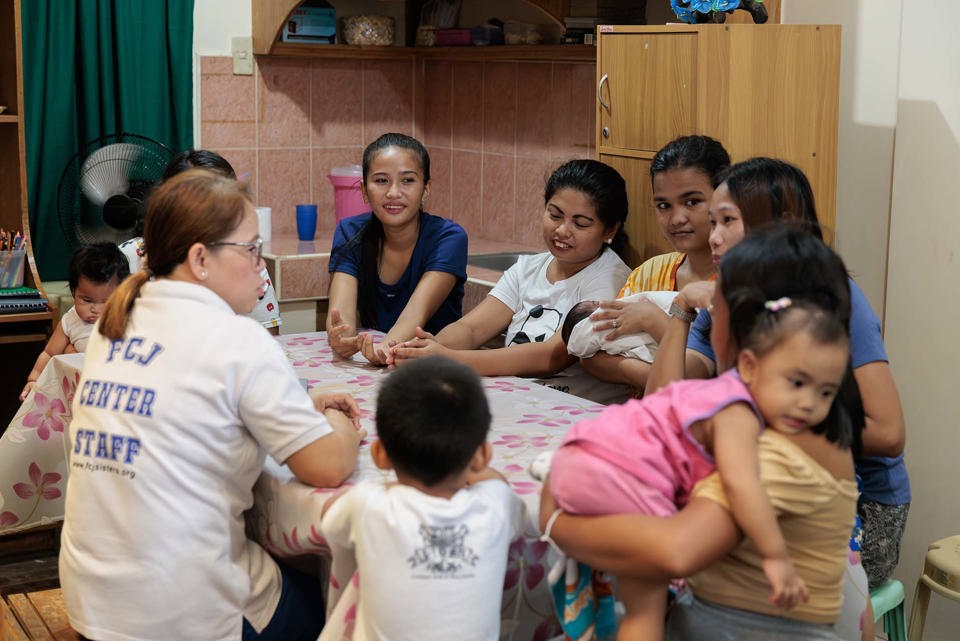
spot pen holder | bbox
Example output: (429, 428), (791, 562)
(0, 250), (25, 288)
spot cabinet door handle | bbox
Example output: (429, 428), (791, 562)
(597, 73), (610, 110)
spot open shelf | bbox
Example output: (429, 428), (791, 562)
(264, 42), (595, 62)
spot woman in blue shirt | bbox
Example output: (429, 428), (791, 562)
(649, 157), (909, 594)
(326, 133), (467, 366)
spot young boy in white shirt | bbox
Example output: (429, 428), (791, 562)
(320, 356), (521, 641)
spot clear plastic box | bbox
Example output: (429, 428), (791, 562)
(0, 250), (26, 288)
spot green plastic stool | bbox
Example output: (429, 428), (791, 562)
(871, 579), (907, 641)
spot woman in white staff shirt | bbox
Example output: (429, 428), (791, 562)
(60, 169), (365, 641)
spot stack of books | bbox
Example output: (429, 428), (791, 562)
(0, 286), (48, 315)
(562, 16), (597, 45)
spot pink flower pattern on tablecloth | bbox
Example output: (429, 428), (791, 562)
(344, 375), (377, 387)
(515, 413), (573, 428)
(485, 379), (533, 393)
(13, 462), (62, 500)
(493, 434), (552, 449)
(0, 512), (19, 528)
(20, 392), (68, 441)
(62, 371), (81, 407)
(504, 538), (549, 591)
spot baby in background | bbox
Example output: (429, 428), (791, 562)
(562, 291), (678, 362)
(320, 355), (521, 641)
(20, 242), (129, 400)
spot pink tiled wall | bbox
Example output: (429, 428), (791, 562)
(199, 55), (595, 244)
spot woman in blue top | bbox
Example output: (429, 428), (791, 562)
(326, 133), (468, 366)
(646, 158), (908, 636)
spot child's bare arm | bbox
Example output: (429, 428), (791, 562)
(712, 404), (808, 608)
(20, 323), (71, 401)
(64, 342), (78, 354)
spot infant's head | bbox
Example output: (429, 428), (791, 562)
(69, 242), (130, 324)
(561, 300), (600, 344)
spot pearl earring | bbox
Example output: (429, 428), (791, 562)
(200, 271), (207, 279)
(605, 238), (613, 245)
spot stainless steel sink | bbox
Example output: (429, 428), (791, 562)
(466, 251), (536, 271)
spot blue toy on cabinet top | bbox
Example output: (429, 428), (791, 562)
(670, 0), (768, 24)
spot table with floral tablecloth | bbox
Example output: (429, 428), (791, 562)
(0, 334), (603, 640)
(0, 353), (81, 533)
(248, 332), (605, 641)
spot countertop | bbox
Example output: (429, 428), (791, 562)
(263, 233), (539, 302)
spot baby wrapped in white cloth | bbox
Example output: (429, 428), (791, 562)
(562, 291), (678, 363)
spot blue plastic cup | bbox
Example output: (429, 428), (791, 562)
(296, 204), (318, 241)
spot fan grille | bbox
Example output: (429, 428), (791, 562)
(58, 133), (173, 249)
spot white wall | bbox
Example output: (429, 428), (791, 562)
(781, 0), (901, 315)
(194, 0), (251, 55)
(885, 1), (960, 638)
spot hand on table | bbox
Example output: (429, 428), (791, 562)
(391, 327), (445, 366)
(591, 297), (668, 341)
(314, 392), (363, 429)
(19, 381), (36, 402)
(322, 406), (368, 444)
(328, 309), (360, 360)
(763, 556), (809, 610)
(356, 332), (397, 367)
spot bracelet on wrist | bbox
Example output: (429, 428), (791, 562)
(539, 508), (565, 555)
(669, 300), (697, 323)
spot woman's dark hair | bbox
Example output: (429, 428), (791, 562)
(376, 356), (490, 486)
(716, 157), (824, 242)
(129, 150), (239, 238)
(649, 135), (731, 183)
(545, 159), (629, 258)
(100, 170), (250, 340)
(69, 242), (131, 292)
(342, 133), (431, 329)
(162, 149), (237, 181)
(719, 224), (863, 452)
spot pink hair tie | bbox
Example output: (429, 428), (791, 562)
(764, 297), (793, 312)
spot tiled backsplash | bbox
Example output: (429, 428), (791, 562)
(199, 55), (595, 245)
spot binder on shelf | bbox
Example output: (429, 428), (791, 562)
(0, 296), (48, 314)
(0, 286), (41, 298)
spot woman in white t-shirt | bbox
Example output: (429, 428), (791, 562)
(119, 149), (283, 335)
(60, 170), (365, 641)
(394, 159), (632, 404)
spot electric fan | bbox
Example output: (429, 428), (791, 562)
(57, 133), (173, 249)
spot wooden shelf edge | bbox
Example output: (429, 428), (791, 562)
(259, 43), (596, 62)
(0, 310), (53, 323)
(0, 114), (19, 123)
(0, 332), (47, 344)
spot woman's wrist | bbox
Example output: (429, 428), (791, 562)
(674, 291), (695, 314)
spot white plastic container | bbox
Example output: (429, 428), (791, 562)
(255, 207), (272, 242)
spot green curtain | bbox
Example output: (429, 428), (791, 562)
(22, 0), (194, 281)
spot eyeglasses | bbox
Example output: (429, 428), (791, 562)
(206, 236), (264, 266)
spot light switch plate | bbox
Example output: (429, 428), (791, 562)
(232, 36), (254, 75)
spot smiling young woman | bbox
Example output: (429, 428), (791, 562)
(325, 133), (468, 367)
(392, 159), (633, 405)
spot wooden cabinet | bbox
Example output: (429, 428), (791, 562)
(596, 24), (841, 267)
(0, 0), (55, 427)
